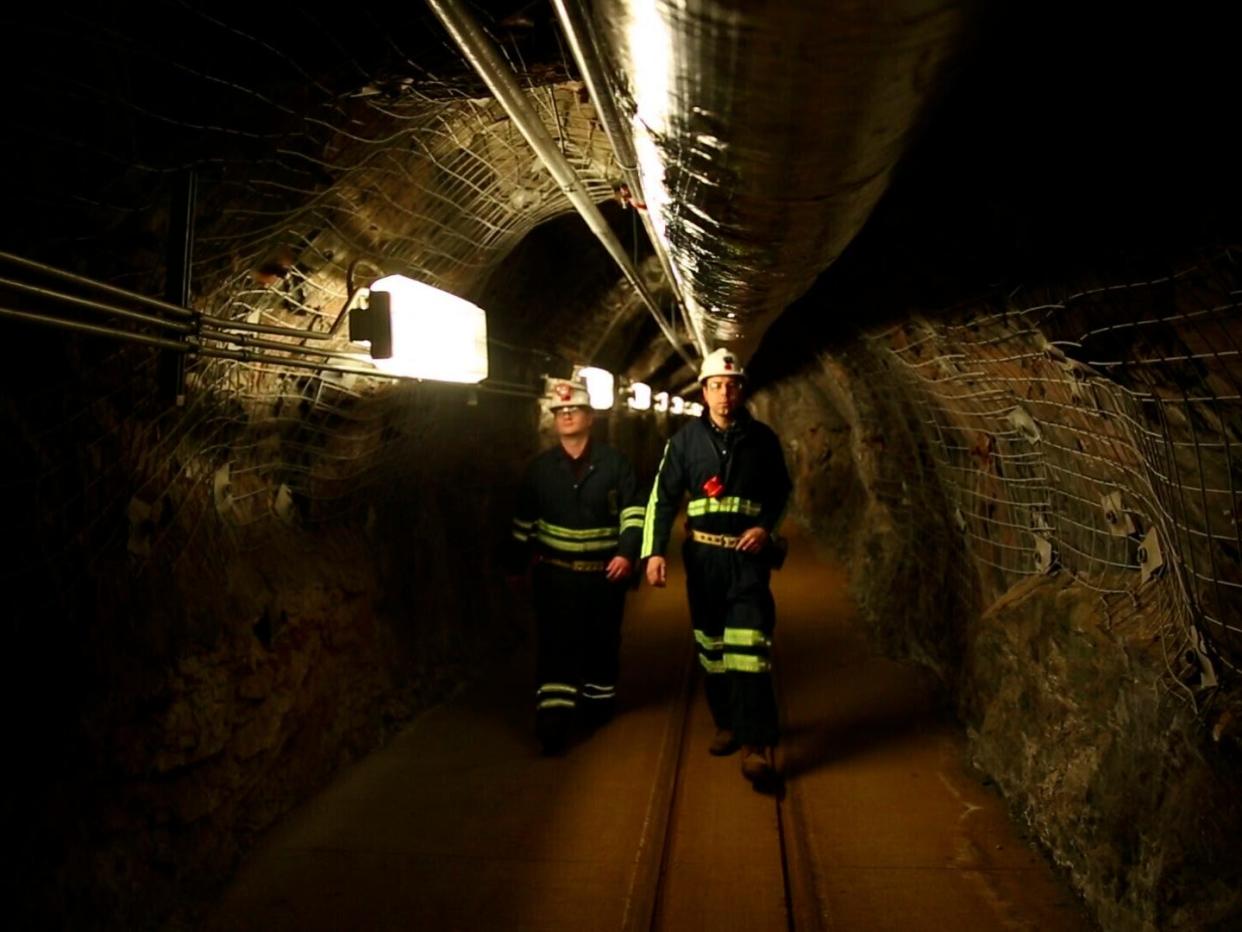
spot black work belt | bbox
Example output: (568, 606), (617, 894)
(540, 556), (609, 572)
(689, 529), (743, 549)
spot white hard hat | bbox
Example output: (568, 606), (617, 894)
(698, 348), (746, 382)
(545, 378), (591, 409)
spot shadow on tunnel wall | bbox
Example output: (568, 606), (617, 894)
(1, 344), (543, 929)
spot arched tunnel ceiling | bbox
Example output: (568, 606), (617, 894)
(1, 0), (973, 394)
(1, 3), (1238, 390)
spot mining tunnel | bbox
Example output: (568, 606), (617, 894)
(2, 2), (1240, 930)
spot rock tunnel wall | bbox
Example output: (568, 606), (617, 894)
(754, 251), (1242, 931)
(3, 343), (545, 929)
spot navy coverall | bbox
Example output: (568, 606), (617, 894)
(642, 408), (792, 747)
(511, 440), (645, 730)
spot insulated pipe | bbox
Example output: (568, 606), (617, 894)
(0, 250), (195, 320)
(0, 276), (196, 334)
(424, 0), (695, 367)
(0, 251), (344, 342)
(0, 305), (192, 351)
(549, 0), (709, 359)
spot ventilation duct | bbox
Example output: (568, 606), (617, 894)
(589, 0), (971, 355)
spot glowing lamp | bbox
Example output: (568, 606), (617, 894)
(628, 381), (652, 411)
(654, 391), (669, 413)
(577, 366), (616, 410)
(350, 275), (488, 383)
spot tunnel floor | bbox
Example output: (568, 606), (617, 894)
(205, 530), (1093, 931)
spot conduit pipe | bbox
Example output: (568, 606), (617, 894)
(0, 276), (197, 335)
(425, 0), (696, 368)
(549, 0), (710, 359)
(0, 250), (195, 320)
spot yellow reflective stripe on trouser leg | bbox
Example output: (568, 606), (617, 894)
(537, 683), (578, 696)
(694, 630), (726, 674)
(699, 654), (727, 674)
(582, 683), (615, 700)
(723, 628), (772, 649)
(537, 682), (578, 710)
(723, 653), (772, 673)
(694, 630), (725, 651)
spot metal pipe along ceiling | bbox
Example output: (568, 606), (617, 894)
(591, 0), (972, 356)
(425, 0), (696, 368)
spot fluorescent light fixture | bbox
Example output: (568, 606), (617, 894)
(628, 381), (652, 411)
(576, 366), (615, 410)
(653, 391), (669, 413)
(687, 402), (704, 417)
(670, 395), (685, 415)
(351, 275), (488, 383)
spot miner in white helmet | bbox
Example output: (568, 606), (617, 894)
(642, 349), (792, 790)
(508, 378), (646, 754)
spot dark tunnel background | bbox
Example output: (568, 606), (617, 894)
(1, 2), (1241, 929)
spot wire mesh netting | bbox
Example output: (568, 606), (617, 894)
(856, 249), (1242, 690)
(1, 2), (635, 623)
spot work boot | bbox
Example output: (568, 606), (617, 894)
(740, 745), (776, 784)
(708, 727), (740, 756)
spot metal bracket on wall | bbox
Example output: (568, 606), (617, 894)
(1033, 535), (1056, 574)
(1007, 405), (1042, 444)
(1101, 490), (1138, 537)
(1137, 526), (1164, 584)
(213, 463), (234, 518)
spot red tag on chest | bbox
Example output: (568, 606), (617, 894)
(701, 475), (725, 499)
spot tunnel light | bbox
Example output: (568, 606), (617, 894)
(687, 401), (704, 417)
(670, 395), (685, 415)
(653, 391), (669, 413)
(576, 366), (616, 410)
(627, 381), (652, 411)
(350, 275), (488, 383)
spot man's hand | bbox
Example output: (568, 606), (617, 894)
(606, 555), (633, 582)
(646, 555), (668, 587)
(736, 527), (770, 554)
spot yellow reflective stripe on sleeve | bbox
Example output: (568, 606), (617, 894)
(694, 630), (725, 651)
(620, 506), (645, 520)
(512, 529), (531, 542)
(620, 517), (645, 532)
(513, 518), (535, 529)
(538, 698), (577, 709)
(723, 628), (772, 649)
(698, 654), (727, 674)
(642, 442), (672, 558)
(536, 532), (618, 553)
(536, 520), (618, 540)
(724, 653), (772, 673)
(686, 496), (763, 517)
